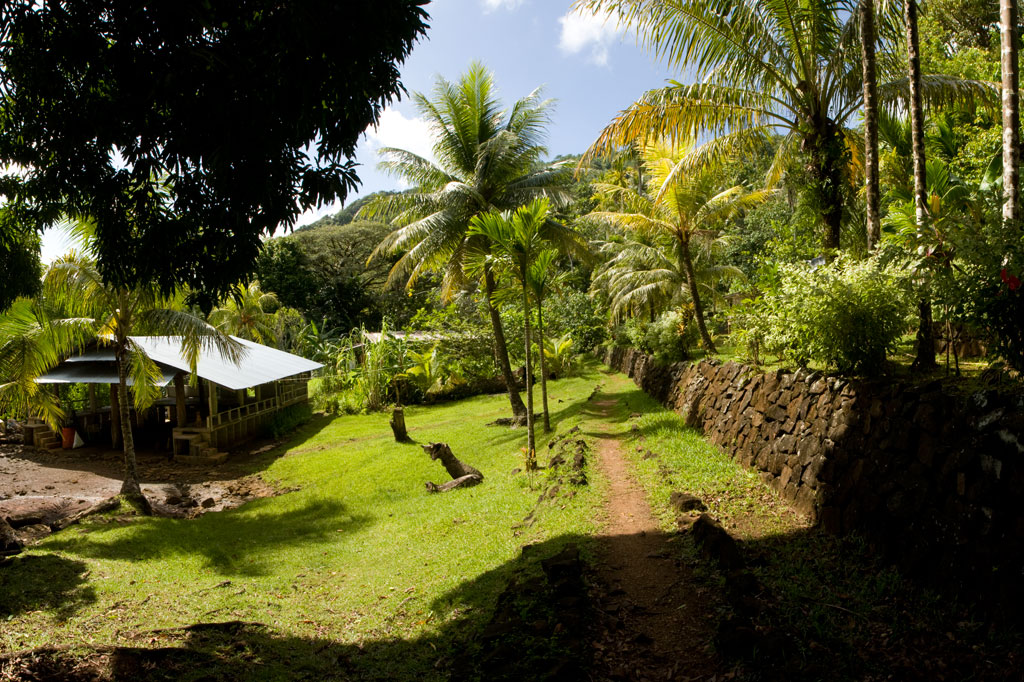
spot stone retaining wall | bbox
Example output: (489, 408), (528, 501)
(603, 346), (1024, 605)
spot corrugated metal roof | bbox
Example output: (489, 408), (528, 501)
(133, 336), (322, 390)
(35, 361), (176, 387)
(36, 337), (322, 391)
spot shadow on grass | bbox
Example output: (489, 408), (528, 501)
(0, 554), (96, 620)
(41, 497), (371, 577)
(6, 526), (1022, 681)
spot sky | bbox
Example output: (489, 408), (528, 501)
(40, 0), (677, 263)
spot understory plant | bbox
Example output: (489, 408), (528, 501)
(746, 256), (914, 375)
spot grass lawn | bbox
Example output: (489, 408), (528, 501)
(1, 366), (609, 680)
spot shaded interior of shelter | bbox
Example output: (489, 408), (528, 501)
(27, 336), (321, 459)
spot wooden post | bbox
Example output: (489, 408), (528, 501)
(236, 389), (246, 406)
(174, 374), (187, 427)
(208, 380), (218, 417)
(88, 384), (98, 412)
(109, 384), (121, 449)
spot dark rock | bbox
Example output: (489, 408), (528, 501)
(200, 497), (216, 509)
(669, 491), (707, 514)
(692, 514), (744, 570)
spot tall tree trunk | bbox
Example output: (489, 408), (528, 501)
(521, 280), (536, 465)
(1002, 0), (1020, 227)
(115, 346), (151, 513)
(680, 237), (717, 354)
(109, 383), (121, 449)
(535, 295), (551, 433)
(905, 0), (937, 369)
(861, 0), (881, 250)
(484, 267), (528, 422)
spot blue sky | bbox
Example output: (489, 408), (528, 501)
(41, 0), (676, 262)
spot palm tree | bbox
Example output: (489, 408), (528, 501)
(208, 281), (281, 346)
(526, 250), (565, 433)
(592, 230), (745, 326)
(42, 254), (241, 510)
(575, 0), (994, 253)
(468, 199), (553, 464)
(1001, 0), (1020, 227)
(587, 141), (764, 353)
(861, 0), (882, 250)
(363, 63), (576, 423)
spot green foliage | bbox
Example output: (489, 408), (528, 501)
(264, 403), (313, 439)
(0, 0), (428, 305)
(624, 309), (694, 364)
(407, 301), (497, 386)
(746, 257), (915, 375)
(545, 289), (608, 353)
(0, 229), (42, 311)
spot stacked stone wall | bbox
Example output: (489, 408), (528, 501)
(603, 346), (1024, 606)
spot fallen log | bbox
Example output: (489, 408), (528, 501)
(0, 516), (22, 557)
(50, 497), (121, 531)
(423, 442), (483, 493)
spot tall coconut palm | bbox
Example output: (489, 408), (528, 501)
(363, 63), (575, 423)
(43, 254), (242, 510)
(468, 199), (553, 463)
(587, 141), (765, 353)
(1001, 0), (1020, 227)
(575, 0), (994, 253)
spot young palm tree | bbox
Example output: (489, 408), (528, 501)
(362, 62), (575, 423)
(468, 199), (553, 463)
(575, 0), (993, 253)
(526, 250), (565, 433)
(208, 281), (281, 346)
(43, 254), (242, 510)
(587, 141), (765, 353)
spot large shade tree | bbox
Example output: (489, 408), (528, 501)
(575, 0), (994, 253)
(0, 0), (429, 308)
(364, 63), (575, 422)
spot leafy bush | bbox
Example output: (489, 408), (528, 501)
(545, 289), (608, 353)
(623, 310), (693, 363)
(746, 256), (914, 375)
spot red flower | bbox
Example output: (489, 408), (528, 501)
(1003, 268), (1022, 291)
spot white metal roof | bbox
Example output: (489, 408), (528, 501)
(35, 361), (177, 387)
(36, 337), (323, 391)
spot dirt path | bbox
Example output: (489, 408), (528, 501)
(589, 397), (723, 681)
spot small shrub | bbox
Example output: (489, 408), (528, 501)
(623, 310), (692, 363)
(747, 256), (914, 375)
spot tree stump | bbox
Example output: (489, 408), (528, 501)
(390, 406), (411, 442)
(423, 442), (483, 493)
(0, 517), (23, 557)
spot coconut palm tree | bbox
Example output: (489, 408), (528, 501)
(575, 0), (994, 253)
(208, 281), (281, 346)
(468, 199), (553, 464)
(587, 141), (765, 353)
(42, 253), (242, 510)
(362, 62), (576, 423)
(861, 0), (882, 250)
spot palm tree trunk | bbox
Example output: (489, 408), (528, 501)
(905, 0), (937, 369)
(484, 266), (528, 422)
(521, 280), (536, 465)
(115, 345), (151, 513)
(861, 0), (881, 250)
(535, 295), (551, 433)
(1002, 0), (1020, 227)
(680, 237), (716, 354)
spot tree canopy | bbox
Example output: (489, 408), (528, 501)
(0, 0), (430, 308)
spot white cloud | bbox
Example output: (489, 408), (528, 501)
(558, 8), (623, 66)
(482, 0), (525, 12)
(364, 107), (435, 165)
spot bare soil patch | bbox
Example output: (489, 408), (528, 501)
(588, 398), (725, 681)
(0, 440), (289, 544)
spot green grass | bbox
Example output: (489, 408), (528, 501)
(0, 365), (608, 680)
